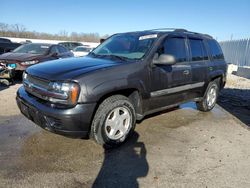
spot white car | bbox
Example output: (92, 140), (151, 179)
(72, 46), (93, 57)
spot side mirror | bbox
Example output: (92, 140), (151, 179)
(153, 54), (176, 65)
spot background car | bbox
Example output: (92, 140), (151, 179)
(72, 46), (93, 57)
(0, 43), (74, 72)
(58, 42), (83, 51)
(0, 38), (21, 55)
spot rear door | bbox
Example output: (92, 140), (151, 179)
(187, 37), (209, 98)
(206, 39), (227, 83)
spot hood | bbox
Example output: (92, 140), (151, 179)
(0, 52), (43, 62)
(26, 56), (122, 80)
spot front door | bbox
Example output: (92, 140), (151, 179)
(149, 36), (192, 110)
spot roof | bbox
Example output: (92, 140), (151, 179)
(124, 28), (213, 39)
(24, 43), (53, 46)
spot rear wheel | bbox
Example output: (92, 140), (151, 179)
(91, 95), (136, 148)
(196, 80), (219, 112)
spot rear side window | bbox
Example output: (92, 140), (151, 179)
(207, 40), (224, 60)
(58, 46), (68, 53)
(162, 37), (187, 63)
(189, 38), (208, 61)
(50, 46), (60, 54)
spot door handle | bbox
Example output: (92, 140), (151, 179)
(183, 70), (190, 75)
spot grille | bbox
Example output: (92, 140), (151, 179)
(24, 74), (67, 103)
(24, 74), (50, 101)
(26, 74), (50, 89)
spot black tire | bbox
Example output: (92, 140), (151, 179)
(196, 80), (219, 112)
(90, 95), (136, 148)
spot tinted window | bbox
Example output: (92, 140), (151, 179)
(0, 48), (4, 54)
(58, 46), (68, 53)
(0, 38), (11, 43)
(207, 40), (224, 60)
(162, 37), (187, 63)
(74, 47), (92, 52)
(50, 46), (60, 54)
(189, 39), (208, 61)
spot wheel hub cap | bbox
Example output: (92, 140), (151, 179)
(207, 86), (217, 107)
(104, 107), (131, 140)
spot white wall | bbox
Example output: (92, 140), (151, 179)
(2, 37), (99, 48)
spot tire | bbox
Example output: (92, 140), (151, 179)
(196, 80), (219, 112)
(90, 95), (136, 148)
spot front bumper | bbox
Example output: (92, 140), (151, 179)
(16, 86), (96, 138)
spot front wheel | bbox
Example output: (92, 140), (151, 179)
(196, 80), (219, 112)
(90, 95), (136, 148)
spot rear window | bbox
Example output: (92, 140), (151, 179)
(207, 40), (224, 60)
(189, 38), (208, 61)
(0, 38), (11, 43)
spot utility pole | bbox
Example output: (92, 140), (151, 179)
(230, 34), (233, 41)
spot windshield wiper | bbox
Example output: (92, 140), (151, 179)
(88, 52), (105, 58)
(88, 51), (97, 56)
(104, 54), (129, 61)
(89, 52), (129, 61)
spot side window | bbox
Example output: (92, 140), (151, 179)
(58, 46), (68, 53)
(162, 37), (187, 63)
(189, 38), (208, 61)
(207, 40), (224, 60)
(50, 46), (60, 54)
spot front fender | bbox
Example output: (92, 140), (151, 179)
(84, 78), (148, 103)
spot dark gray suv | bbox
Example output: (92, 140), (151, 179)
(16, 29), (227, 147)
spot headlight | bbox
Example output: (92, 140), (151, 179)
(48, 82), (80, 105)
(21, 60), (38, 65)
(22, 72), (28, 80)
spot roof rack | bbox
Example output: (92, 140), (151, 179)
(145, 28), (213, 38)
(147, 28), (188, 32)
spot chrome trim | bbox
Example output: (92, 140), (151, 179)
(150, 82), (205, 97)
(23, 80), (68, 100)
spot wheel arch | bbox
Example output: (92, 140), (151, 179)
(208, 70), (226, 90)
(96, 88), (143, 116)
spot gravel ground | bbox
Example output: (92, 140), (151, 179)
(218, 74), (250, 126)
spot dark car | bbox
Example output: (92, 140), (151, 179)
(58, 42), (83, 51)
(16, 28), (227, 148)
(0, 43), (74, 71)
(0, 38), (21, 55)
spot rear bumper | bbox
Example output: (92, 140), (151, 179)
(16, 86), (96, 138)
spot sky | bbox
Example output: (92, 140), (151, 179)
(1, 0), (250, 41)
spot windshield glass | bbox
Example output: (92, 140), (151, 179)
(74, 47), (92, 52)
(91, 33), (157, 60)
(13, 43), (50, 54)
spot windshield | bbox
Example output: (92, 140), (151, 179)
(74, 47), (92, 52)
(91, 33), (157, 60)
(13, 43), (50, 54)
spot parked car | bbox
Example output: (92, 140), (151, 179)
(0, 38), (21, 55)
(16, 28), (227, 148)
(58, 42), (83, 51)
(72, 46), (93, 57)
(0, 43), (74, 72)
(0, 62), (15, 86)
